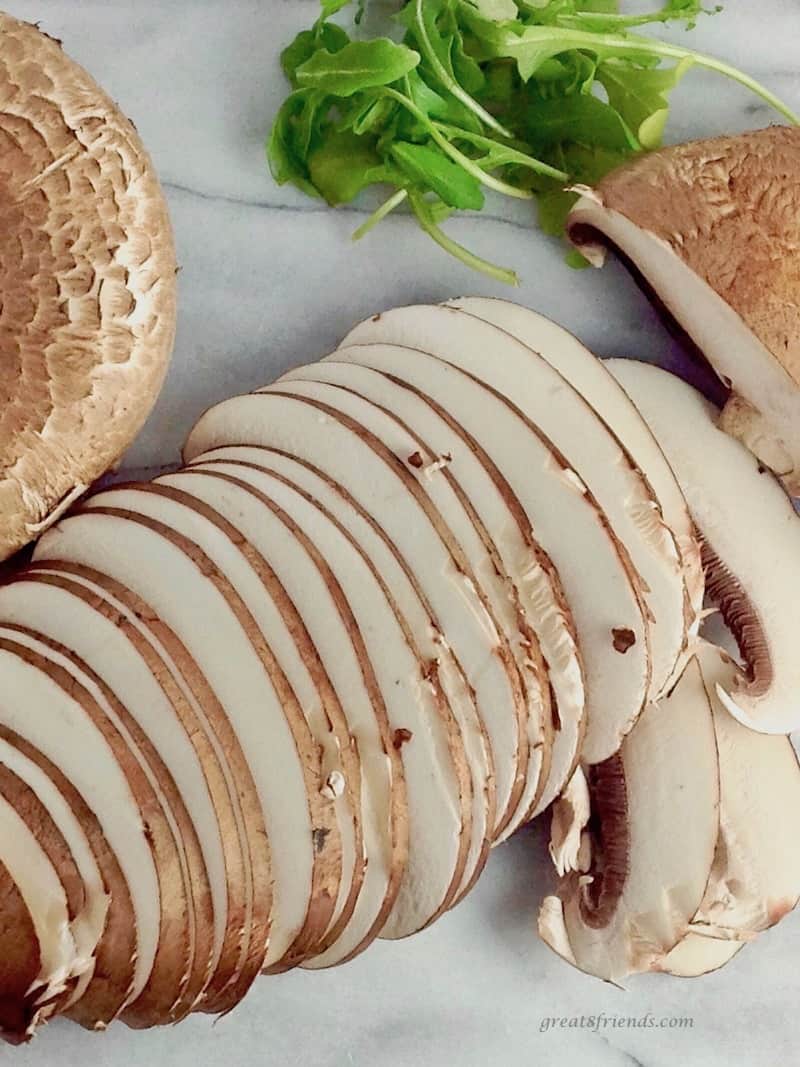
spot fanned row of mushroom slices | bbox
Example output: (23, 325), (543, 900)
(1, 299), (798, 1041)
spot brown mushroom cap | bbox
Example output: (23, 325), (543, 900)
(0, 14), (176, 561)
(578, 126), (800, 385)
(568, 126), (800, 493)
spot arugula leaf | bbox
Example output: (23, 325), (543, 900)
(268, 0), (798, 284)
(597, 56), (693, 149)
(391, 141), (485, 209)
(525, 92), (639, 152)
(296, 39), (420, 95)
(308, 131), (402, 203)
(281, 24), (351, 86)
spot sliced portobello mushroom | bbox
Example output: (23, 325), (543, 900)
(0, 622), (209, 1025)
(0, 783), (81, 1043)
(443, 296), (703, 634)
(0, 633), (165, 1020)
(168, 455), (471, 942)
(0, 573), (231, 1005)
(274, 356), (582, 822)
(269, 370), (535, 839)
(689, 642), (800, 939)
(344, 305), (683, 701)
(0, 733), (109, 1026)
(186, 390), (527, 934)
(325, 337), (649, 768)
(657, 932), (744, 978)
(48, 499), (340, 973)
(567, 126), (800, 495)
(166, 461), (408, 965)
(538, 657), (720, 983)
(34, 511), (321, 973)
(88, 480), (364, 962)
(608, 359), (800, 734)
(23, 562), (263, 1015)
(0, 724), (136, 1030)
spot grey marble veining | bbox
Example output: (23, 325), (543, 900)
(4, 2), (800, 1065)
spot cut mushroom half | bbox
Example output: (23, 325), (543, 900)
(567, 126), (800, 495)
(538, 656), (720, 984)
(0, 13), (177, 561)
(608, 359), (800, 734)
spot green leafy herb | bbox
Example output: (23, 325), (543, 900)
(268, 0), (799, 283)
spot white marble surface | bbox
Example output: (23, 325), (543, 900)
(4, 2), (800, 1064)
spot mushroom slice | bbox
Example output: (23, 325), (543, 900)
(0, 733), (109, 1030)
(23, 563), (262, 1015)
(324, 337), (647, 768)
(82, 480), (363, 962)
(689, 642), (800, 939)
(273, 359), (579, 823)
(342, 307), (667, 707)
(607, 359), (800, 734)
(0, 724), (136, 1030)
(0, 784), (81, 1042)
(0, 573), (231, 1007)
(0, 622), (209, 1024)
(169, 452), (470, 942)
(443, 297), (703, 631)
(161, 460), (406, 965)
(566, 127), (800, 494)
(269, 370), (528, 842)
(0, 14), (177, 561)
(185, 390), (517, 936)
(538, 657), (720, 983)
(0, 632), (165, 1019)
(657, 933), (744, 978)
(35, 506), (327, 973)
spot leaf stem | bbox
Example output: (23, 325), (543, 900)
(412, 0), (515, 139)
(382, 87), (538, 198)
(432, 122), (568, 180)
(408, 190), (519, 285)
(352, 187), (409, 239)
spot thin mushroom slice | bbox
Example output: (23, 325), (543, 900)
(538, 657), (720, 984)
(0, 725), (136, 1031)
(0, 734), (109, 1027)
(443, 297), (704, 633)
(23, 563), (262, 1016)
(342, 307), (665, 710)
(0, 787), (81, 1043)
(0, 13), (177, 561)
(323, 339), (647, 768)
(268, 370), (527, 843)
(689, 642), (800, 939)
(566, 127), (800, 495)
(344, 305), (682, 698)
(0, 622), (207, 1025)
(186, 390), (514, 936)
(276, 358), (580, 823)
(608, 359), (800, 734)
(0, 572), (232, 1007)
(84, 479), (363, 962)
(161, 461), (407, 966)
(170, 453), (470, 942)
(35, 506), (330, 973)
(657, 933), (744, 978)
(0, 634), (165, 1021)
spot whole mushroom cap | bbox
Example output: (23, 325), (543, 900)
(0, 13), (177, 562)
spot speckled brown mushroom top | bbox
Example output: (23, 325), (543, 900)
(577, 126), (800, 387)
(0, 13), (176, 562)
